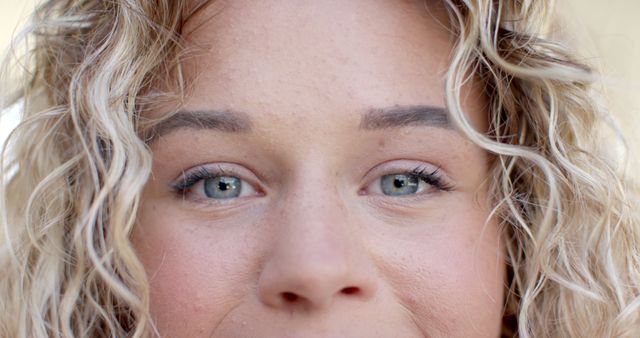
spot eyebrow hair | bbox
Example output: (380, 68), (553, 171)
(147, 104), (450, 142)
(147, 109), (252, 140)
(360, 105), (450, 130)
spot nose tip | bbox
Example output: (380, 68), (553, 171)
(256, 229), (378, 311)
(258, 265), (378, 311)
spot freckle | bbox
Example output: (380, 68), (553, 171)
(378, 138), (386, 147)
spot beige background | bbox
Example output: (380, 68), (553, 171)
(1, 1), (639, 166)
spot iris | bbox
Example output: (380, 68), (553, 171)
(204, 176), (242, 199)
(380, 174), (420, 196)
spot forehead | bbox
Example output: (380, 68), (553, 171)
(172, 0), (485, 131)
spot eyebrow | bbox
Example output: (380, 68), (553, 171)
(147, 109), (252, 140)
(147, 104), (450, 141)
(359, 105), (450, 130)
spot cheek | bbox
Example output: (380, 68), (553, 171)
(371, 198), (505, 335)
(132, 200), (259, 335)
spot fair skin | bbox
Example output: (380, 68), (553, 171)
(134, 0), (505, 337)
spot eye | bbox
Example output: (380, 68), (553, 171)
(172, 166), (260, 201)
(364, 165), (454, 197)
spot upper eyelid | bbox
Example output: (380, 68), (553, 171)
(362, 160), (452, 182)
(173, 163), (253, 181)
(170, 164), (259, 192)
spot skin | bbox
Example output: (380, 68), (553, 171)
(134, 0), (506, 337)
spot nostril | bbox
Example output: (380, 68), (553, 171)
(341, 286), (360, 295)
(279, 287), (362, 305)
(281, 292), (299, 302)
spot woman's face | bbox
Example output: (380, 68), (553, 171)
(134, 0), (505, 337)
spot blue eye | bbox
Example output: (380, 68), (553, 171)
(203, 176), (242, 199)
(365, 166), (453, 197)
(380, 174), (420, 196)
(172, 167), (259, 201)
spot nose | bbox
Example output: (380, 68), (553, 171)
(257, 186), (378, 311)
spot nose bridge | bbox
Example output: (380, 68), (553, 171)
(280, 157), (352, 239)
(280, 160), (359, 264)
(278, 189), (352, 272)
(288, 166), (348, 228)
(257, 165), (377, 310)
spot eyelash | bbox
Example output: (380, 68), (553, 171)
(171, 167), (228, 195)
(407, 166), (454, 192)
(172, 164), (454, 198)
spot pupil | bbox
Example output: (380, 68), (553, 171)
(218, 181), (229, 191)
(393, 177), (405, 188)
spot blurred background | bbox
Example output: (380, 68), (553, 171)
(1, 1), (639, 169)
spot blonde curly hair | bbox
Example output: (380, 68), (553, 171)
(1, 0), (638, 337)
